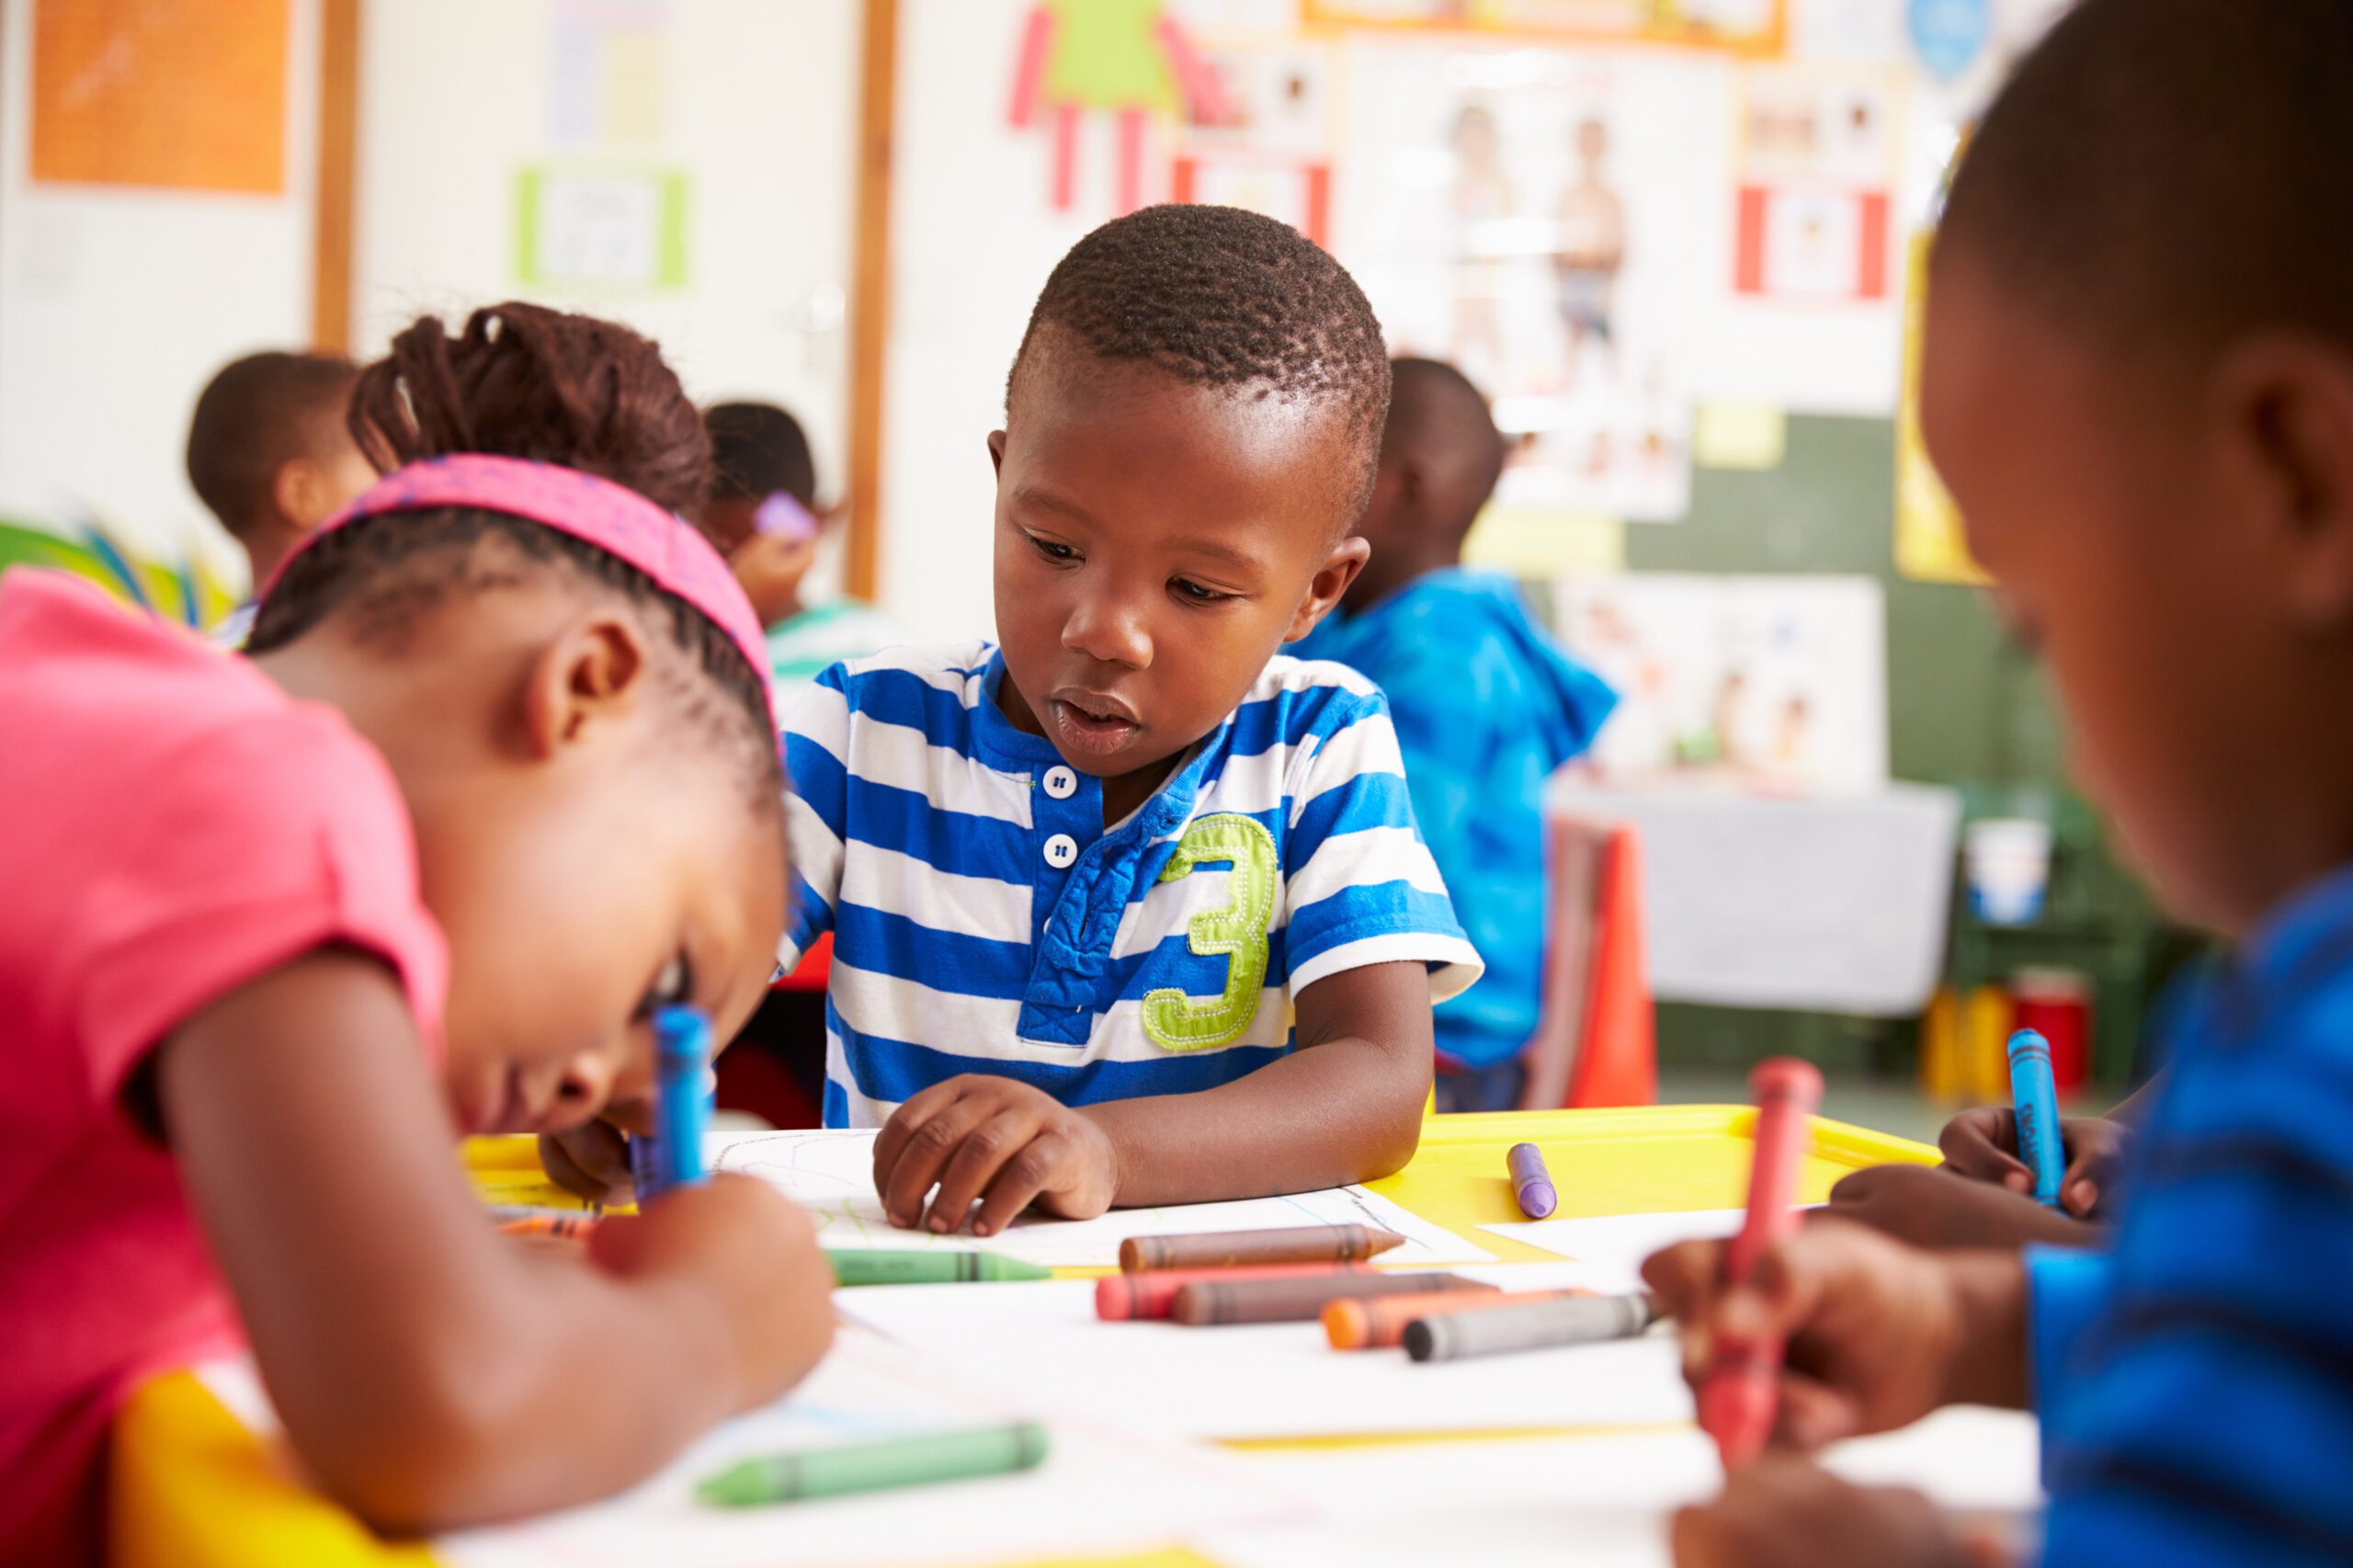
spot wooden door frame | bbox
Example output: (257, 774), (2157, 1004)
(846, 0), (898, 601)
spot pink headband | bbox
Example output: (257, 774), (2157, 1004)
(264, 453), (774, 731)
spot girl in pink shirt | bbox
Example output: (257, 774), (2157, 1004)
(0, 302), (833, 1564)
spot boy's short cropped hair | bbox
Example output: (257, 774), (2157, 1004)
(706, 402), (817, 508)
(1938, 0), (2353, 366)
(185, 352), (360, 540)
(1006, 204), (1392, 522)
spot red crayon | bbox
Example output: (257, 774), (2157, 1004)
(1095, 1263), (1370, 1321)
(1699, 1056), (1823, 1470)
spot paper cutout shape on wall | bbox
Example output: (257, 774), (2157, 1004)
(1008, 0), (1228, 215)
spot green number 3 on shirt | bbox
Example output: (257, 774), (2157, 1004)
(1142, 813), (1278, 1052)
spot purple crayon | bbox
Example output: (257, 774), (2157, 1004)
(1508, 1142), (1557, 1218)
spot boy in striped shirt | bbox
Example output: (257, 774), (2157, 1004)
(1647, 5), (2353, 1564)
(785, 206), (1482, 1233)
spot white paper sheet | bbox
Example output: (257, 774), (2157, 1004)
(837, 1276), (1694, 1441)
(431, 1327), (1305, 1568)
(715, 1128), (1495, 1267)
(1198, 1409), (2040, 1568)
(1482, 1208), (1828, 1292)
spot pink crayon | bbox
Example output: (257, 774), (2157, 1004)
(1699, 1057), (1823, 1470)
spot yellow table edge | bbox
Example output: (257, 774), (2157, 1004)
(114, 1107), (1935, 1568)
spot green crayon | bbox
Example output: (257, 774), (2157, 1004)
(696, 1421), (1050, 1507)
(825, 1250), (1053, 1287)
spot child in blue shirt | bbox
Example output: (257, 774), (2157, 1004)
(1294, 358), (1616, 1111)
(781, 207), (1480, 1233)
(1646, 4), (2353, 1564)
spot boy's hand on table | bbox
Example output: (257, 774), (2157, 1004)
(1938, 1107), (2126, 1219)
(588, 1175), (835, 1405)
(1824, 1163), (2104, 1250)
(1673, 1457), (2010, 1568)
(1642, 1221), (2029, 1451)
(539, 1108), (642, 1206)
(873, 1075), (1119, 1235)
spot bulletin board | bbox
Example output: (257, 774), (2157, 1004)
(30, 0), (290, 193)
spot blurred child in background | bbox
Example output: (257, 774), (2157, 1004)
(0, 303), (833, 1562)
(185, 350), (376, 646)
(701, 401), (898, 710)
(1295, 358), (1617, 1112)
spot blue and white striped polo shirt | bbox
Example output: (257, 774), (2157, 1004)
(779, 642), (1484, 1129)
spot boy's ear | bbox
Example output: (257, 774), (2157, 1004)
(987, 430), (1008, 476)
(519, 613), (653, 759)
(2212, 335), (2353, 630)
(1283, 535), (1371, 643)
(273, 458), (323, 528)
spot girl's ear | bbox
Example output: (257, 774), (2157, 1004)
(519, 612), (653, 758)
(1284, 534), (1370, 644)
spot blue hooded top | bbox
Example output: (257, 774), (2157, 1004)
(1292, 569), (1618, 1071)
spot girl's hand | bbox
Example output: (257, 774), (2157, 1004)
(1641, 1221), (2029, 1451)
(871, 1076), (1119, 1235)
(1937, 1107), (2128, 1219)
(588, 1175), (835, 1405)
(1673, 1457), (2009, 1568)
(540, 1114), (635, 1205)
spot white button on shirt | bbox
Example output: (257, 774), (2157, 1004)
(1042, 765), (1079, 800)
(1043, 833), (1079, 869)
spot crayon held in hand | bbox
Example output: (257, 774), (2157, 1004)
(2006, 1028), (2066, 1207)
(1507, 1142), (1557, 1218)
(1171, 1271), (1489, 1326)
(1324, 1286), (1576, 1351)
(1097, 1263), (1370, 1321)
(1119, 1224), (1405, 1273)
(1699, 1056), (1822, 1470)
(1402, 1291), (1656, 1362)
(696, 1422), (1049, 1507)
(828, 1251), (1053, 1287)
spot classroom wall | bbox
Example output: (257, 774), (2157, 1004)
(0, 0), (324, 567)
(352, 0), (860, 507)
(0, 0), (860, 593)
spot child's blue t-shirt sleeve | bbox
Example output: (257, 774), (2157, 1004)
(1279, 687), (1484, 1003)
(2032, 1064), (2353, 1565)
(778, 665), (853, 970)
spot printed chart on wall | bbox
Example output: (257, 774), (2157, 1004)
(1553, 572), (1889, 792)
(1337, 40), (1733, 521)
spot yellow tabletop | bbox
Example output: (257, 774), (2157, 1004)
(110, 1107), (1933, 1568)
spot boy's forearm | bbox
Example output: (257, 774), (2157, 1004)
(1935, 1250), (2034, 1411)
(1080, 1031), (1427, 1207)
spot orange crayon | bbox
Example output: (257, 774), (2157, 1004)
(500, 1213), (599, 1241)
(1322, 1287), (1577, 1351)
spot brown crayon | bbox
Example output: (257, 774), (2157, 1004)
(1096, 1263), (1370, 1321)
(1322, 1287), (1578, 1350)
(1171, 1271), (1493, 1326)
(1119, 1224), (1407, 1273)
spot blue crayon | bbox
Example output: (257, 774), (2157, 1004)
(634, 1005), (715, 1203)
(2006, 1028), (2065, 1207)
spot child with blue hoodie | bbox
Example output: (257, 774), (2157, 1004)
(1295, 358), (1617, 1111)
